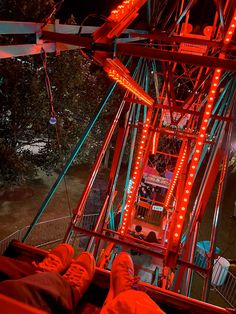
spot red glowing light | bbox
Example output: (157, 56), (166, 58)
(104, 58), (154, 106)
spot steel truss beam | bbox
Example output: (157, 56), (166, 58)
(40, 31), (236, 72)
(129, 32), (236, 51)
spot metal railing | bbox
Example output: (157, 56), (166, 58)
(135, 197), (164, 226)
(0, 213), (99, 255)
(212, 267), (236, 308)
(195, 251), (236, 308)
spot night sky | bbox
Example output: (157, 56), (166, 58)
(55, 0), (217, 31)
(56, 0), (122, 24)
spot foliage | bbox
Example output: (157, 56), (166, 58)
(0, 0), (54, 22)
(0, 0), (120, 186)
(0, 45), (116, 185)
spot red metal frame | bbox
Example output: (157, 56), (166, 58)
(1, 0), (236, 310)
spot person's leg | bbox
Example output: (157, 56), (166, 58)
(0, 243), (74, 282)
(0, 249), (95, 314)
(101, 252), (165, 314)
(0, 272), (75, 314)
(0, 256), (36, 281)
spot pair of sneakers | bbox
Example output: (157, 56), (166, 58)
(35, 244), (138, 304)
(33, 243), (95, 298)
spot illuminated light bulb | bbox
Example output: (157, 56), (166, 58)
(124, 218), (127, 221)
(213, 83), (217, 86)
(179, 215), (183, 219)
(177, 224), (181, 228)
(174, 233), (179, 237)
(200, 134), (204, 138)
(137, 156), (141, 160)
(228, 31), (233, 35)
(188, 182), (192, 185)
(190, 173), (194, 177)
(206, 112), (210, 115)
(211, 90), (216, 94)
(201, 127), (206, 131)
(140, 146), (143, 149)
(204, 119), (208, 123)
(144, 130), (147, 133)
(183, 198), (187, 202)
(192, 165), (196, 169)
(181, 206), (185, 211)
(121, 226), (125, 229)
(207, 105), (212, 109)
(209, 97), (214, 101)
(216, 69), (221, 72)
(186, 190), (190, 194)
(225, 38), (230, 42)
(133, 176), (136, 180)
(215, 76), (219, 80)
(194, 157), (198, 161)
(198, 141), (202, 145)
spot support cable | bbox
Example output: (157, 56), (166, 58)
(41, 48), (72, 217)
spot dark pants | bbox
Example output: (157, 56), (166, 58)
(0, 256), (78, 314)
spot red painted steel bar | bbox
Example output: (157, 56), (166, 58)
(74, 225), (210, 273)
(129, 32), (236, 50)
(63, 96), (127, 242)
(41, 32), (236, 71)
(120, 107), (153, 235)
(116, 43), (236, 72)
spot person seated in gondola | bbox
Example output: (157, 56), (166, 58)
(132, 225), (145, 240)
(130, 225), (145, 256)
(0, 244), (165, 314)
(145, 231), (159, 243)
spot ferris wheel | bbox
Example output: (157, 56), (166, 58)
(1, 1), (236, 312)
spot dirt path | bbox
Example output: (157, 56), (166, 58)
(0, 166), (90, 240)
(0, 166), (235, 261)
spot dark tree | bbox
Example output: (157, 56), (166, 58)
(0, 0), (117, 186)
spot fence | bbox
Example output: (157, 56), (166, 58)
(135, 197), (164, 226)
(195, 250), (236, 308)
(0, 213), (99, 255)
(212, 268), (236, 308)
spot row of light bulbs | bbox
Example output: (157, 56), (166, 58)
(108, 0), (138, 23)
(105, 59), (154, 106)
(172, 68), (222, 244)
(164, 143), (188, 209)
(121, 110), (152, 235)
(224, 12), (236, 44)
(171, 8), (236, 245)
